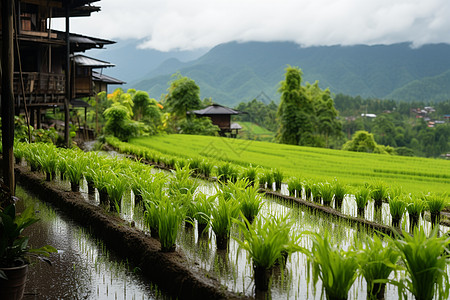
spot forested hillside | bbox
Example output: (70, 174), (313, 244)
(131, 42), (450, 106)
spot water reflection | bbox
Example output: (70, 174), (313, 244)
(16, 186), (167, 300)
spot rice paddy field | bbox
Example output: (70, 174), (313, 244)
(129, 135), (450, 195)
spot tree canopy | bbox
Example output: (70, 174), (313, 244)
(165, 74), (202, 118)
(276, 66), (342, 147)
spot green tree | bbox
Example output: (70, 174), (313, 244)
(342, 130), (377, 153)
(103, 104), (136, 141)
(276, 66), (314, 145)
(276, 67), (341, 147)
(165, 73), (202, 118)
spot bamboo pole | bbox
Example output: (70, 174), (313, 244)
(1, 0), (16, 196)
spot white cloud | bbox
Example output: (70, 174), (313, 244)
(54, 0), (450, 51)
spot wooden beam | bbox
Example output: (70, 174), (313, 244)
(1, 0), (16, 196)
(21, 0), (62, 9)
(64, 2), (70, 147)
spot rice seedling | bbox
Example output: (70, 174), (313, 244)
(83, 153), (102, 194)
(272, 169), (284, 191)
(199, 160), (213, 177)
(241, 166), (258, 187)
(157, 197), (185, 252)
(259, 170), (274, 190)
(405, 195), (425, 230)
(216, 179), (246, 202)
(304, 180), (312, 200)
(389, 195), (407, 228)
(332, 179), (347, 210)
(354, 186), (370, 218)
(304, 231), (359, 300)
(386, 226), (450, 300)
(193, 192), (212, 235)
(13, 142), (26, 164)
(356, 235), (400, 300)
(64, 152), (87, 192)
(310, 183), (321, 203)
(210, 196), (240, 250)
(237, 182), (264, 223)
(217, 162), (239, 183)
(233, 213), (303, 291)
(139, 172), (168, 204)
(169, 164), (199, 195)
(187, 157), (202, 175)
(287, 177), (303, 198)
(422, 192), (447, 226)
(106, 173), (129, 213)
(319, 182), (334, 207)
(143, 198), (161, 238)
(371, 180), (389, 208)
(91, 167), (113, 205)
(23, 143), (42, 172)
(39, 144), (59, 181)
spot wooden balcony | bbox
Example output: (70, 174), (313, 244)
(11, 72), (66, 107)
(13, 72), (65, 95)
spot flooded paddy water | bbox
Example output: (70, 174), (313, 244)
(16, 186), (166, 300)
(15, 152), (450, 300)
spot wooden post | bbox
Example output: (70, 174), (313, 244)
(1, 0), (16, 195)
(64, 2), (71, 147)
(36, 108), (41, 129)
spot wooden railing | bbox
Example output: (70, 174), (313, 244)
(13, 72), (65, 95)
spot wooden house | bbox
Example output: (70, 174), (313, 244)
(190, 104), (244, 136)
(1, 0), (121, 193)
(1, 0), (122, 126)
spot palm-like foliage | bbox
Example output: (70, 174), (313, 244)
(371, 180), (389, 207)
(237, 182), (264, 223)
(389, 195), (407, 227)
(106, 172), (129, 213)
(357, 235), (400, 299)
(423, 192), (447, 225)
(332, 179), (347, 209)
(386, 227), (450, 300)
(320, 182), (334, 206)
(305, 232), (359, 300)
(158, 197), (185, 252)
(355, 186), (370, 217)
(210, 196), (240, 249)
(272, 169), (283, 190)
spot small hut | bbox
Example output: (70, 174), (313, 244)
(190, 104), (245, 136)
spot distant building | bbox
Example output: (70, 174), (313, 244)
(361, 113), (376, 118)
(189, 104), (245, 136)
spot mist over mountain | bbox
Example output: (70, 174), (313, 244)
(123, 41), (450, 106)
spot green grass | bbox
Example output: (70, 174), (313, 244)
(129, 134), (450, 195)
(237, 121), (275, 141)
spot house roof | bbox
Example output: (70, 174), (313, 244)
(52, 1), (101, 18)
(53, 31), (115, 51)
(230, 122), (242, 130)
(73, 55), (114, 68)
(92, 71), (125, 85)
(191, 104), (242, 115)
(70, 99), (90, 108)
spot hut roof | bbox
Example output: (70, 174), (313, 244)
(92, 71), (125, 84)
(230, 122), (242, 130)
(73, 55), (114, 68)
(191, 104), (242, 115)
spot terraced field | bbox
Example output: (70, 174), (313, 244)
(129, 134), (450, 195)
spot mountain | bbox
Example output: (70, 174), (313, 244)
(129, 41), (450, 106)
(85, 39), (207, 85)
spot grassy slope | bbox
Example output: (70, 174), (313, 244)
(129, 134), (450, 194)
(237, 122), (275, 141)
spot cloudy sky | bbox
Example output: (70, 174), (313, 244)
(56, 0), (450, 51)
